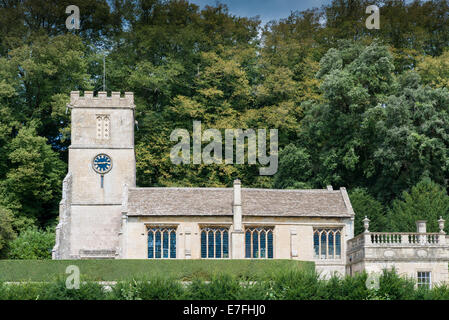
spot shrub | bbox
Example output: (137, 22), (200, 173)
(322, 272), (370, 300)
(377, 269), (416, 300)
(186, 274), (243, 300)
(1, 268), (449, 300)
(7, 227), (54, 259)
(0, 207), (16, 258)
(269, 269), (326, 300)
(38, 278), (107, 300)
(111, 277), (185, 300)
(0, 281), (45, 300)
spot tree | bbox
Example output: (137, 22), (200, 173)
(1, 125), (66, 226)
(0, 206), (16, 258)
(349, 188), (386, 235)
(274, 144), (313, 189)
(298, 41), (396, 189)
(367, 72), (449, 201)
(417, 50), (449, 89)
(387, 179), (449, 233)
(7, 227), (55, 260)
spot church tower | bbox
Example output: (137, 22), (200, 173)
(53, 91), (136, 259)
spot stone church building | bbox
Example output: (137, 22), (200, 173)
(53, 91), (449, 287)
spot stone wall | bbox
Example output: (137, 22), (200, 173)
(347, 228), (449, 285)
(53, 91), (136, 260)
(52, 173), (72, 260)
(122, 215), (349, 276)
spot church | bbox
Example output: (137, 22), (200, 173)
(53, 91), (449, 286)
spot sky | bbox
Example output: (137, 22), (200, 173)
(189, 0), (333, 24)
(190, 0), (422, 25)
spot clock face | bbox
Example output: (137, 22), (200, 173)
(92, 154), (112, 174)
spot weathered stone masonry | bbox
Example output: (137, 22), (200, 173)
(53, 91), (449, 286)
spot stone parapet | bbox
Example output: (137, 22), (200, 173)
(70, 91), (135, 108)
(347, 231), (449, 265)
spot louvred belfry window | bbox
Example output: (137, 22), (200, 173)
(96, 115), (110, 140)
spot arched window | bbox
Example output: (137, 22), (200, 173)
(245, 227), (274, 259)
(148, 227), (177, 259)
(313, 229), (341, 259)
(200, 227), (229, 258)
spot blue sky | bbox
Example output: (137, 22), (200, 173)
(190, 0), (422, 25)
(190, 0), (333, 24)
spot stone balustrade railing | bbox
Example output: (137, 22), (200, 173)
(348, 232), (446, 251)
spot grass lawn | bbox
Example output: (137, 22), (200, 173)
(0, 259), (314, 282)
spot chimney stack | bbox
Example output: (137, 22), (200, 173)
(233, 179), (242, 231)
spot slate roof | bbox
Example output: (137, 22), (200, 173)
(125, 187), (354, 217)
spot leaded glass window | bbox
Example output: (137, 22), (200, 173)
(200, 227), (229, 258)
(313, 228), (341, 259)
(245, 227), (274, 259)
(148, 227), (176, 259)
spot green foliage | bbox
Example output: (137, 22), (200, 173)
(349, 188), (386, 235)
(377, 268), (416, 300)
(0, 207), (16, 257)
(0, 0), (449, 249)
(0, 260), (313, 282)
(38, 278), (106, 300)
(112, 277), (184, 300)
(0, 125), (66, 225)
(418, 50), (449, 89)
(186, 274), (244, 300)
(1, 268), (449, 300)
(387, 179), (449, 233)
(274, 144), (313, 189)
(268, 269), (325, 299)
(7, 228), (55, 260)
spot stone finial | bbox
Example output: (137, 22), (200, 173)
(416, 220), (427, 233)
(438, 216), (445, 234)
(234, 179), (241, 185)
(363, 216), (370, 233)
(327, 185), (333, 190)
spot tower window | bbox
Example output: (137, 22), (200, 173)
(148, 227), (176, 259)
(200, 227), (229, 258)
(245, 227), (274, 259)
(96, 115), (110, 140)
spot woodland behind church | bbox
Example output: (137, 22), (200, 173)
(0, 0), (448, 273)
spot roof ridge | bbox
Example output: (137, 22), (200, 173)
(242, 188), (340, 193)
(128, 187), (340, 193)
(129, 187), (232, 191)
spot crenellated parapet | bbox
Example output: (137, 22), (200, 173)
(69, 91), (134, 109)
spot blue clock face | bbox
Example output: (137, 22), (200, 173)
(93, 154), (112, 174)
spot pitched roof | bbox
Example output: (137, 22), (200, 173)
(125, 187), (354, 218)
